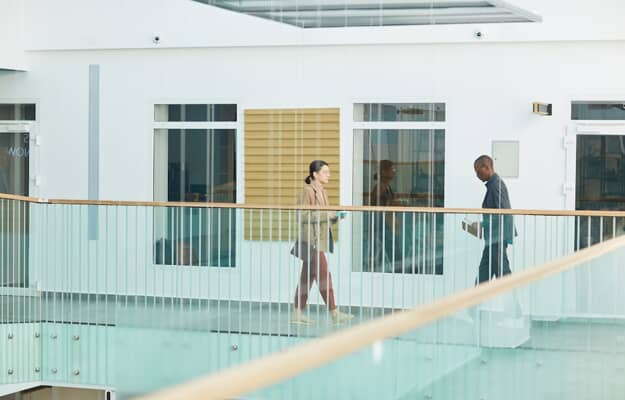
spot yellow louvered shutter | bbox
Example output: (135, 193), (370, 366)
(244, 108), (340, 241)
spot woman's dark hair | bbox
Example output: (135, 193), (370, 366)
(305, 160), (329, 184)
(373, 159), (394, 181)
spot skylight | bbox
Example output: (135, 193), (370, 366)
(193, 0), (541, 28)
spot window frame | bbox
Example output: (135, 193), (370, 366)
(568, 116), (625, 250)
(0, 103), (37, 123)
(350, 101), (448, 278)
(152, 102), (241, 269)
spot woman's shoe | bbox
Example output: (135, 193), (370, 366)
(291, 309), (315, 325)
(331, 309), (354, 324)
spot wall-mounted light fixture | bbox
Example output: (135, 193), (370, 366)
(533, 102), (552, 116)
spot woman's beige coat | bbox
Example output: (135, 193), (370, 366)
(296, 181), (337, 252)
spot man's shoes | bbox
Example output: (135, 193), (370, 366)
(291, 309), (315, 325)
(331, 309), (354, 324)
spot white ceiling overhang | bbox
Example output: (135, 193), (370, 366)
(192, 0), (541, 28)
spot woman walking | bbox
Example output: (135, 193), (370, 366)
(291, 160), (353, 325)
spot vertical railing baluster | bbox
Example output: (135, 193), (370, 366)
(586, 215), (591, 249)
(361, 209), (365, 320)
(12, 200), (17, 380)
(400, 212), (406, 308)
(248, 209), (253, 337)
(268, 207), (273, 338)
(287, 207), (293, 339)
(599, 216), (604, 244)
(227, 207), (233, 335)
(325, 209), (330, 323)
(613, 216), (618, 317)
(275, 206), (282, 349)
(380, 210), (386, 317)
(217, 205), (222, 338)
(258, 208), (263, 337)
(421, 212), (426, 305)
(432, 210), (437, 303)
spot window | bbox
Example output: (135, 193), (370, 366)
(572, 101), (625, 121)
(0, 133), (29, 195)
(154, 104), (236, 122)
(153, 105), (237, 267)
(0, 104), (36, 121)
(576, 134), (625, 248)
(353, 103), (445, 274)
(573, 100), (625, 248)
(0, 132), (30, 288)
(354, 103), (445, 122)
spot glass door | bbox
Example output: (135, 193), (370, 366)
(575, 134), (625, 248)
(0, 131), (29, 195)
(0, 131), (29, 288)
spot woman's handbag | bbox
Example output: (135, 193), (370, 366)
(290, 240), (314, 261)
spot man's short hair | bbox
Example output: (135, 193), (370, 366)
(474, 155), (493, 167)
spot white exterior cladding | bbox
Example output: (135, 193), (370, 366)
(3, 0), (625, 314)
(0, 0), (26, 70)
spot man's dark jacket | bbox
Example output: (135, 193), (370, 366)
(482, 173), (515, 245)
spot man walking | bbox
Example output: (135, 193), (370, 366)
(473, 155), (515, 284)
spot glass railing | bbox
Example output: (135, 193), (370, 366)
(142, 235), (625, 400)
(0, 195), (38, 388)
(2, 193), (625, 398)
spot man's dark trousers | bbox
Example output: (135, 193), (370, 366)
(476, 242), (511, 285)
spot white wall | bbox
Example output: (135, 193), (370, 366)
(0, 0), (26, 70)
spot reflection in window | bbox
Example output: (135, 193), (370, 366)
(154, 128), (236, 267)
(576, 135), (625, 248)
(353, 129), (445, 274)
(354, 103), (445, 122)
(154, 104), (237, 122)
(0, 132), (29, 287)
(572, 102), (625, 121)
(0, 133), (29, 195)
(0, 104), (36, 121)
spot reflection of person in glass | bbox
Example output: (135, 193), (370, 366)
(367, 160), (403, 272)
(369, 160), (398, 207)
(290, 160), (353, 325)
(472, 155), (515, 284)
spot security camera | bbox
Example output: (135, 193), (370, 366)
(474, 30), (484, 39)
(152, 35), (161, 44)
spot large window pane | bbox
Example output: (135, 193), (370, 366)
(154, 128), (236, 267)
(576, 134), (625, 248)
(0, 132), (29, 195)
(0, 132), (29, 288)
(353, 129), (445, 274)
(354, 103), (445, 122)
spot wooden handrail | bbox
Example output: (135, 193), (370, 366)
(0, 193), (47, 203)
(2, 192), (625, 217)
(135, 234), (625, 400)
